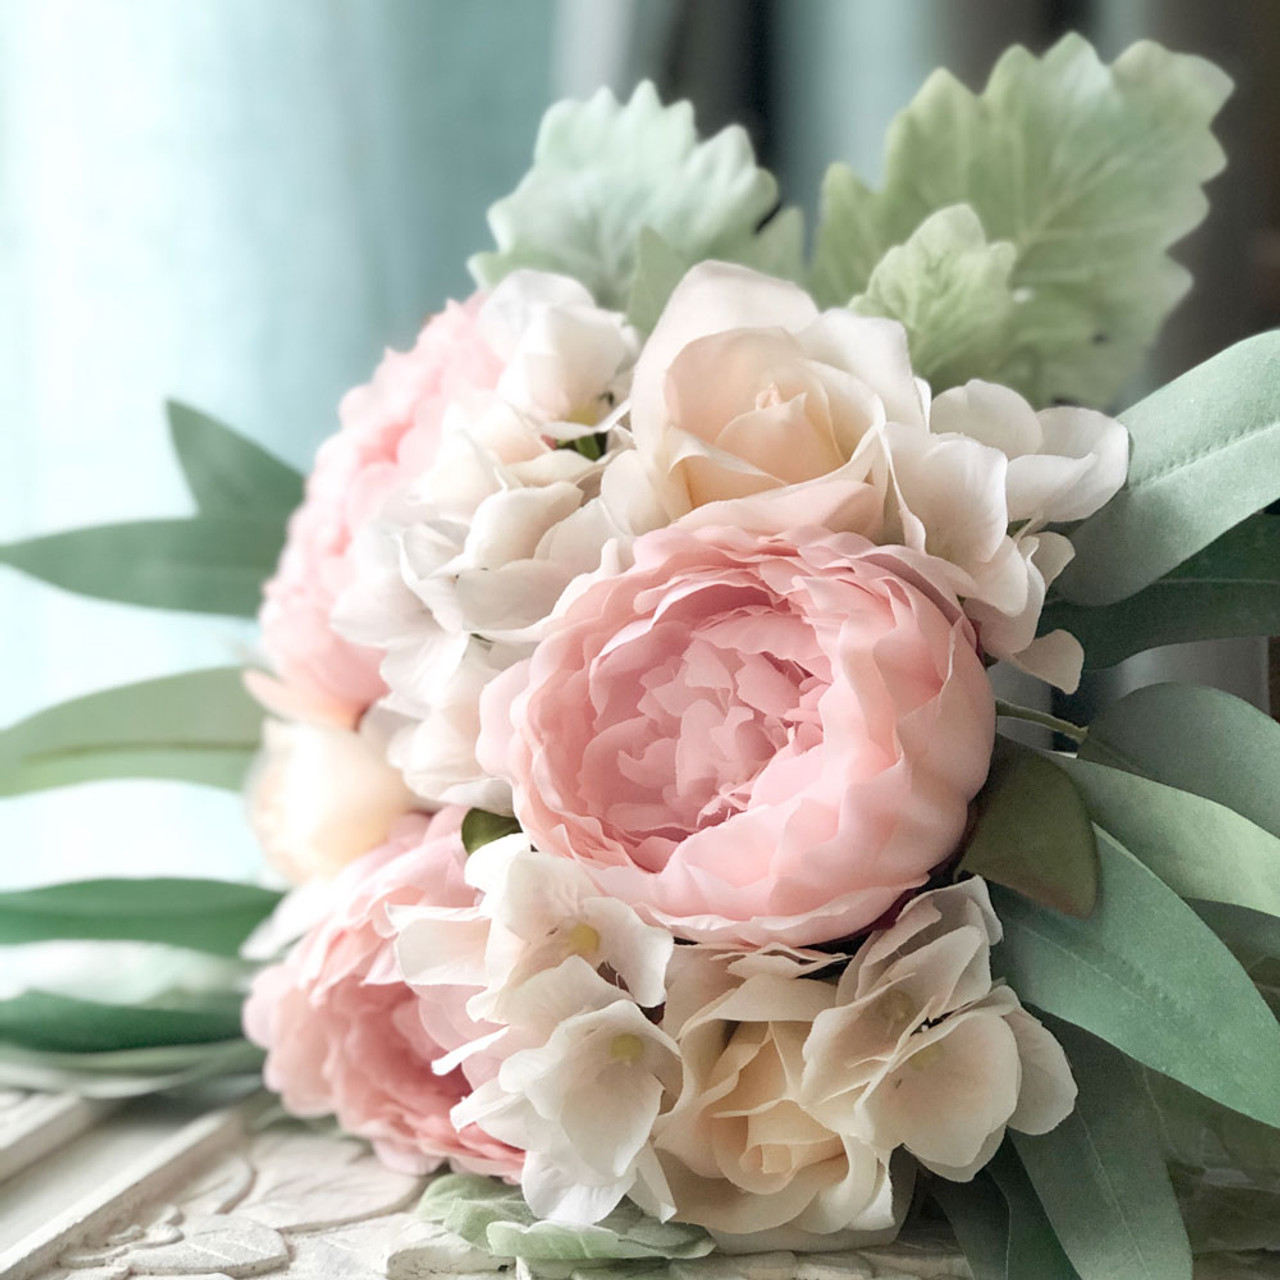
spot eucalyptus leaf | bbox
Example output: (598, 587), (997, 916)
(1051, 755), (1280, 919)
(1171, 1167), (1280, 1256)
(957, 736), (1098, 917)
(1079, 683), (1280, 841)
(167, 401), (303, 519)
(1042, 513), (1280, 668)
(929, 1172), (1010, 1280)
(1012, 1020), (1192, 1280)
(811, 36), (1230, 407)
(0, 516), (285, 616)
(851, 204), (1018, 391)
(0, 667), (263, 796)
(0, 1037), (264, 1097)
(1058, 333), (1280, 605)
(471, 81), (782, 308)
(461, 808), (522, 856)
(991, 830), (1280, 1130)
(0, 876), (281, 955)
(1190, 901), (1280, 1018)
(1137, 1065), (1280, 1181)
(0, 988), (245, 1053)
(985, 1144), (1081, 1280)
(417, 1174), (713, 1267)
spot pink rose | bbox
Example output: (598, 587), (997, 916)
(243, 807), (521, 1178)
(478, 525), (995, 947)
(259, 296), (504, 718)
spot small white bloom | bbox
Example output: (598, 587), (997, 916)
(800, 879), (1077, 1182)
(452, 992), (681, 1224)
(395, 835), (674, 1029)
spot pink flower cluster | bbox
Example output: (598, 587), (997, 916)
(245, 260), (1119, 1235)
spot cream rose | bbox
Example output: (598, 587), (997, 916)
(246, 717), (418, 883)
(649, 948), (901, 1247)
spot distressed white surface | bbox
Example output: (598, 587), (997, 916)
(3, 1093), (1279, 1280)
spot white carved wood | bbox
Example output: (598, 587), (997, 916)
(1, 1093), (1278, 1280)
(0, 1093), (114, 1185)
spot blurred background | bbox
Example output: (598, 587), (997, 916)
(1, 0), (1276, 888)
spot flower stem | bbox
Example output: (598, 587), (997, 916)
(994, 698), (1088, 745)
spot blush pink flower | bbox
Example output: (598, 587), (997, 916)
(242, 807), (521, 1179)
(479, 525), (995, 947)
(259, 296), (504, 719)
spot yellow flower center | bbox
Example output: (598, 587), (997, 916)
(565, 921), (601, 957)
(610, 1033), (645, 1064)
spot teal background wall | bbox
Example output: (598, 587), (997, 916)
(0, 0), (555, 885)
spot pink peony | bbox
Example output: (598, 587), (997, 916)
(258, 296), (504, 719)
(478, 525), (995, 947)
(242, 807), (521, 1178)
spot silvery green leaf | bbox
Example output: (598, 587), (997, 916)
(1056, 333), (1280, 605)
(850, 204), (1019, 391)
(625, 229), (688, 333)
(0, 666), (262, 796)
(0, 1037), (263, 1096)
(471, 81), (782, 308)
(417, 1174), (713, 1270)
(813, 35), (1230, 407)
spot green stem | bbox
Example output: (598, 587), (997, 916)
(995, 698), (1088, 745)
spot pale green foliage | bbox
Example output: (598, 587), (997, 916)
(1058, 332), (1280, 605)
(1013, 1022), (1193, 1279)
(813, 35), (1231, 407)
(471, 81), (788, 310)
(851, 205), (1019, 393)
(417, 1174), (713, 1276)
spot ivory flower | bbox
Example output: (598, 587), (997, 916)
(246, 716), (419, 883)
(650, 948), (900, 1245)
(800, 879), (1076, 1180)
(629, 261), (1128, 689)
(478, 523), (995, 946)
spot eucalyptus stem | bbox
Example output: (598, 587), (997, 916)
(994, 698), (1088, 745)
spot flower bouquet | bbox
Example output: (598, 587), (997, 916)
(4, 33), (1280, 1280)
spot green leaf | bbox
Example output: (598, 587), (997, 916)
(0, 667), (263, 796)
(461, 809), (522, 856)
(1137, 1063), (1280, 1180)
(0, 876), (281, 955)
(1058, 333), (1280, 605)
(470, 81), (783, 308)
(991, 830), (1280, 1130)
(850, 204), (1019, 392)
(0, 1037), (264, 1097)
(1079, 683), (1280, 841)
(1012, 1020), (1192, 1280)
(0, 516), (285, 616)
(1042, 513), (1280, 668)
(417, 1173), (714, 1266)
(625, 228), (688, 333)
(1050, 754), (1280, 920)
(1190, 900), (1280, 1018)
(929, 1173), (1011, 1280)
(957, 736), (1098, 917)
(167, 401), (303, 518)
(0, 989), (245, 1053)
(811, 36), (1231, 407)
(985, 1144), (1081, 1280)
(1171, 1166), (1280, 1256)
